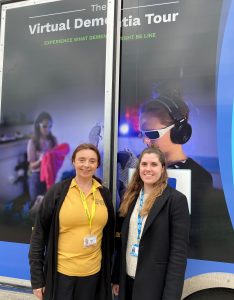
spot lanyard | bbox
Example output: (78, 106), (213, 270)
(79, 185), (96, 233)
(137, 189), (144, 243)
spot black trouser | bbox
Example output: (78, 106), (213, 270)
(125, 275), (135, 300)
(54, 272), (100, 300)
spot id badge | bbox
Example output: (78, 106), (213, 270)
(130, 244), (139, 257)
(83, 235), (97, 248)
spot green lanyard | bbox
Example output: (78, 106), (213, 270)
(79, 185), (96, 233)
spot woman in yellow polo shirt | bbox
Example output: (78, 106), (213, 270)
(29, 143), (115, 300)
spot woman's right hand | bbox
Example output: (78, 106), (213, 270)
(112, 284), (120, 296)
(33, 287), (45, 299)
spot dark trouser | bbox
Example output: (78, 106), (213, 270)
(54, 272), (100, 300)
(125, 275), (134, 300)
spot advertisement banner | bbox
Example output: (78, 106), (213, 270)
(118, 0), (234, 263)
(0, 0), (107, 245)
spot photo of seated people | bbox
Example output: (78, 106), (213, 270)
(117, 88), (234, 262)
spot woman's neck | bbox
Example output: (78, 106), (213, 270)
(75, 176), (93, 194)
(143, 184), (154, 195)
(164, 145), (187, 166)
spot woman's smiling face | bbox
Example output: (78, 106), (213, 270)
(139, 152), (164, 187)
(73, 149), (99, 180)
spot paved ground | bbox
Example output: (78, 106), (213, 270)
(0, 289), (35, 300)
(0, 276), (35, 300)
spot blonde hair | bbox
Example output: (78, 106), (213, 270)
(119, 147), (168, 217)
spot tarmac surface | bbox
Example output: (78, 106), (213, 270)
(0, 289), (35, 300)
(0, 276), (34, 300)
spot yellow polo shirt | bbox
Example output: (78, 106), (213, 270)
(57, 178), (108, 276)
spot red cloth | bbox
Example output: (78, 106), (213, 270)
(40, 143), (70, 189)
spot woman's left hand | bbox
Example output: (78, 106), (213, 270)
(33, 287), (45, 299)
(112, 284), (120, 296)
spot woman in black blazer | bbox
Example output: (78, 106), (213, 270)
(112, 147), (190, 300)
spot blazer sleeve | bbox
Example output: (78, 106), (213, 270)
(111, 214), (124, 284)
(28, 185), (58, 289)
(100, 186), (115, 267)
(104, 187), (115, 260)
(162, 193), (190, 300)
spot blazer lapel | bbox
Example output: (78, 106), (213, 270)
(141, 185), (170, 237)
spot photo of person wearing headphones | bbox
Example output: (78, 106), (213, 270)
(139, 95), (212, 176)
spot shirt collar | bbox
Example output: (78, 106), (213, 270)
(70, 177), (102, 190)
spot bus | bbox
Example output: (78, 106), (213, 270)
(0, 0), (234, 298)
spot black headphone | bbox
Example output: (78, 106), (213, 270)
(156, 97), (192, 144)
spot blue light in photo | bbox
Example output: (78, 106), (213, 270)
(119, 123), (130, 135)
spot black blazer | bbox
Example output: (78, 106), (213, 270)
(114, 185), (190, 300)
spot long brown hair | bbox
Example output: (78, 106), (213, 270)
(119, 147), (168, 217)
